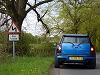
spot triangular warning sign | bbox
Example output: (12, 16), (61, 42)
(8, 22), (20, 34)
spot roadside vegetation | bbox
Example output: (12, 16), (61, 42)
(0, 32), (56, 75)
(0, 54), (54, 75)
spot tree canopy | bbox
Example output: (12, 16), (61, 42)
(43, 0), (100, 51)
(1, 0), (100, 52)
(0, 0), (53, 33)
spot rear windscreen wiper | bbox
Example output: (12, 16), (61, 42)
(77, 41), (85, 47)
(64, 42), (75, 46)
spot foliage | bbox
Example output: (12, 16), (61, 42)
(15, 33), (31, 56)
(0, 31), (11, 53)
(44, 0), (100, 52)
(0, 0), (53, 33)
(29, 43), (55, 57)
(0, 30), (56, 56)
(0, 53), (12, 64)
(14, 32), (55, 56)
(0, 56), (54, 75)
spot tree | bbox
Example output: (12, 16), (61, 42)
(44, 0), (89, 34)
(80, 0), (100, 49)
(0, 0), (54, 55)
(0, 0), (53, 33)
(54, 0), (100, 51)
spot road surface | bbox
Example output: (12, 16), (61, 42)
(50, 53), (100, 75)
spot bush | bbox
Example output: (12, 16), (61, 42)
(29, 43), (55, 57)
(15, 34), (31, 56)
(13, 32), (55, 57)
(0, 53), (12, 64)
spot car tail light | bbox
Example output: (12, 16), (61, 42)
(91, 46), (95, 55)
(57, 45), (62, 54)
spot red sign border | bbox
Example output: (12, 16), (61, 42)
(8, 21), (21, 34)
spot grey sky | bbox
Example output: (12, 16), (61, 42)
(22, 0), (47, 36)
(22, 11), (44, 36)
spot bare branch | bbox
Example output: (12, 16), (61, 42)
(68, 10), (74, 22)
(33, 8), (50, 33)
(0, 2), (5, 7)
(41, 10), (48, 19)
(0, 9), (6, 14)
(35, 0), (36, 4)
(27, 3), (50, 33)
(26, 0), (53, 14)
(0, 18), (11, 27)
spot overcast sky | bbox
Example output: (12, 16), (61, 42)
(22, 0), (50, 36)
(22, 11), (44, 36)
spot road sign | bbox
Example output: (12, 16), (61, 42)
(9, 34), (19, 41)
(8, 22), (20, 34)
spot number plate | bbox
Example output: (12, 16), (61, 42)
(69, 57), (83, 60)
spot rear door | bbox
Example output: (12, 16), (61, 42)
(61, 36), (90, 55)
(61, 37), (76, 55)
(62, 43), (75, 54)
(75, 37), (90, 55)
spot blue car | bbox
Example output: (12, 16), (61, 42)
(54, 34), (96, 69)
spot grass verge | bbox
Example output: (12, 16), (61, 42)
(0, 57), (54, 75)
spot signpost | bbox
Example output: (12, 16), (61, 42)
(8, 21), (20, 59)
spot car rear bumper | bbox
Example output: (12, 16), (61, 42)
(56, 55), (96, 64)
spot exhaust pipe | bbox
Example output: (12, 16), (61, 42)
(86, 60), (91, 64)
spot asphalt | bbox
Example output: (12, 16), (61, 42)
(50, 53), (100, 75)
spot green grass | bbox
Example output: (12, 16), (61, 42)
(0, 57), (54, 75)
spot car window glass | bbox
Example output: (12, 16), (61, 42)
(63, 37), (76, 43)
(77, 37), (89, 43)
(63, 36), (89, 43)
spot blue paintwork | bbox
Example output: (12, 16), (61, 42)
(56, 55), (95, 61)
(55, 34), (96, 63)
(61, 43), (90, 55)
(62, 43), (76, 54)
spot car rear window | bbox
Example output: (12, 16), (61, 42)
(62, 36), (90, 43)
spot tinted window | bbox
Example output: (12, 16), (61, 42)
(63, 37), (76, 43)
(63, 36), (89, 43)
(77, 37), (89, 43)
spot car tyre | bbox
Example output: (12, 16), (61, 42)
(55, 60), (60, 68)
(90, 59), (96, 69)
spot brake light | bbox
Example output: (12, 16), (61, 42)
(57, 45), (62, 54)
(91, 46), (95, 55)
(58, 46), (61, 51)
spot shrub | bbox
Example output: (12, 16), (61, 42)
(15, 34), (31, 56)
(0, 53), (12, 64)
(29, 43), (55, 57)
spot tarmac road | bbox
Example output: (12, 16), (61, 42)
(50, 53), (100, 75)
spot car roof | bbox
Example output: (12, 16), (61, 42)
(62, 34), (88, 37)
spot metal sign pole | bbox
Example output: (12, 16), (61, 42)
(8, 21), (20, 59)
(13, 41), (15, 59)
